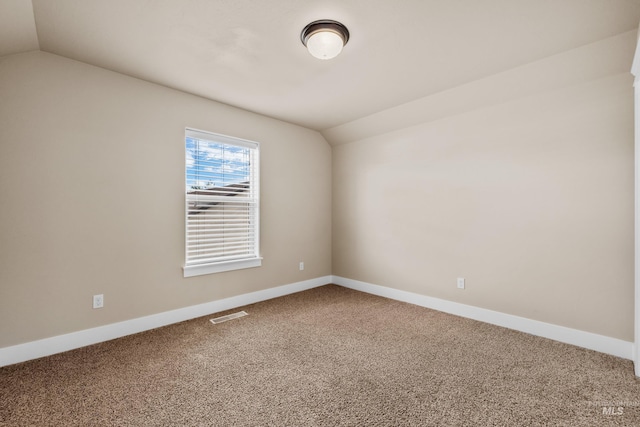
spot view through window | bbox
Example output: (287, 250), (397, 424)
(184, 129), (260, 277)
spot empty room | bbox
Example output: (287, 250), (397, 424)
(2, 0), (640, 425)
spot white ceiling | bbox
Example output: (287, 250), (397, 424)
(2, 0), (640, 135)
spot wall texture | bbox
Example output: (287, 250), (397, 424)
(0, 51), (332, 348)
(332, 32), (635, 341)
(0, 28), (635, 351)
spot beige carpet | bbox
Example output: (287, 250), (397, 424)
(1, 284), (639, 426)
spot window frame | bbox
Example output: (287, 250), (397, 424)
(183, 128), (261, 278)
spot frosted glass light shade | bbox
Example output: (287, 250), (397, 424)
(301, 20), (350, 60)
(306, 31), (344, 60)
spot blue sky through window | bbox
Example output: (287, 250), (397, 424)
(186, 137), (251, 191)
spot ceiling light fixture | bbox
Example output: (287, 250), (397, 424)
(301, 20), (350, 60)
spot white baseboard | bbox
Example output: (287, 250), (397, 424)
(332, 275), (634, 361)
(0, 276), (331, 367)
(2, 275), (633, 367)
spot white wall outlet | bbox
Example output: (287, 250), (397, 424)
(457, 278), (465, 289)
(93, 294), (104, 309)
(299, 262), (304, 271)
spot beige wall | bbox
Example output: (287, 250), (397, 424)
(0, 51), (332, 348)
(0, 29), (635, 350)
(333, 33), (635, 341)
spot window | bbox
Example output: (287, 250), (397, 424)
(183, 128), (261, 277)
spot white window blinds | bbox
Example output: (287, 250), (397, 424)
(184, 128), (261, 277)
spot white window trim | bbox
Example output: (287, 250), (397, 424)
(183, 257), (262, 277)
(183, 128), (261, 278)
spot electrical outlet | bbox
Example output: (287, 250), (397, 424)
(93, 294), (104, 309)
(299, 262), (304, 271)
(457, 278), (465, 290)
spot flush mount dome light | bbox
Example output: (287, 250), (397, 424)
(301, 19), (349, 60)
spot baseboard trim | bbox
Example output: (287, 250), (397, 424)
(0, 276), (331, 367)
(332, 276), (633, 360)
(3, 275), (632, 367)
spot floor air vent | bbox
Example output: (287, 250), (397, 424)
(210, 311), (248, 324)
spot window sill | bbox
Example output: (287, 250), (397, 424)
(183, 257), (262, 278)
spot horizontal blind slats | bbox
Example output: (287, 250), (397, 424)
(187, 247), (252, 256)
(185, 130), (259, 269)
(186, 234), (255, 241)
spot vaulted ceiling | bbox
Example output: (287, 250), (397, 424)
(2, 0), (640, 140)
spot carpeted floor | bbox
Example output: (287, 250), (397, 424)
(1, 284), (639, 426)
